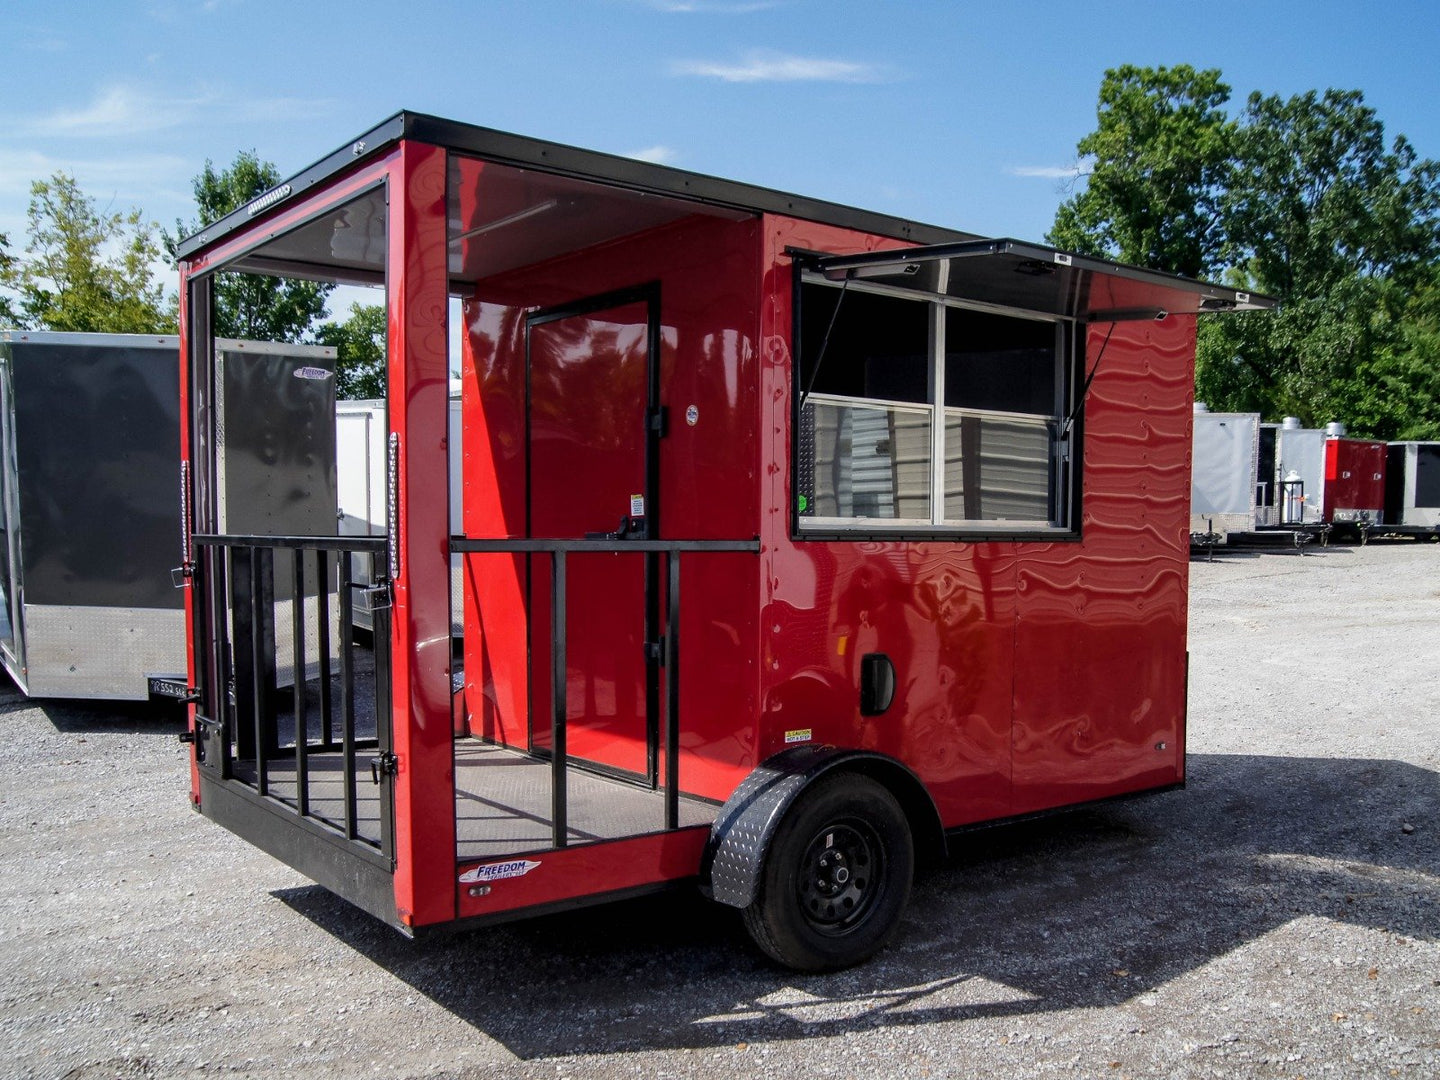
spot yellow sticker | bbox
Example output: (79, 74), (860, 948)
(784, 728), (812, 745)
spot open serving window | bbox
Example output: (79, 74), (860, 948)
(793, 239), (1271, 539)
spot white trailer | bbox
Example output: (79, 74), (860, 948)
(1190, 405), (1261, 541)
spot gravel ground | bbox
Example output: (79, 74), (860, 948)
(1, 543), (1436, 1079)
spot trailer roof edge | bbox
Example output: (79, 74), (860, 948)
(174, 110), (978, 262)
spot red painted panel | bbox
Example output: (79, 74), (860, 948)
(528, 302), (651, 775)
(386, 141), (457, 929)
(1010, 319), (1192, 813)
(754, 217), (1190, 829)
(455, 827), (709, 920)
(756, 218), (1016, 826)
(1323, 438), (1387, 520)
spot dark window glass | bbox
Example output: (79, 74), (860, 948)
(800, 284), (929, 403)
(945, 308), (1055, 415)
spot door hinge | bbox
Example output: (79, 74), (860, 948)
(648, 406), (669, 437)
(369, 751), (398, 784)
(644, 640), (667, 666)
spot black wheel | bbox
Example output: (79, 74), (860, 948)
(742, 773), (913, 972)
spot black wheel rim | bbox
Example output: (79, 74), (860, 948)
(795, 819), (884, 936)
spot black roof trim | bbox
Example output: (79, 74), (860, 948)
(175, 110), (976, 261)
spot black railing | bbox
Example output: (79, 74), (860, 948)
(193, 533), (393, 859)
(451, 537), (759, 847)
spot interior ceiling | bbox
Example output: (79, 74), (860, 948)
(239, 186), (388, 282)
(446, 157), (749, 285)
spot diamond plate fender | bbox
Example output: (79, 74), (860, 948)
(700, 745), (943, 909)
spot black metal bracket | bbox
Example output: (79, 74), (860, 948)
(369, 751), (398, 785)
(644, 640), (667, 666)
(364, 579), (393, 612)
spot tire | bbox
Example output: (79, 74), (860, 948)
(742, 773), (914, 972)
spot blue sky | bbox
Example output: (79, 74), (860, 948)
(3, 0), (1440, 274)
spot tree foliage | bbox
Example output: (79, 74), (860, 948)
(1055, 70), (1440, 438)
(314, 302), (387, 400)
(9, 173), (175, 334)
(166, 151), (331, 342)
(1048, 64), (1235, 279)
(0, 233), (18, 327)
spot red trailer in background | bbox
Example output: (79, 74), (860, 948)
(1323, 437), (1388, 524)
(173, 112), (1271, 970)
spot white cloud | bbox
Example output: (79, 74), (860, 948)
(627, 145), (678, 164)
(41, 86), (198, 137)
(1008, 165), (1079, 179)
(24, 33), (66, 53)
(670, 49), (883, 83)
(13, 84), (336, 140)
(0, 148), (189, 198)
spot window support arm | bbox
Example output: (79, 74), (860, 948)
(1059, 320), (1115, 439)
(798, 273), (851, 412)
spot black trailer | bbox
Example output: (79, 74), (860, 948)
(0, 332), (187, 699)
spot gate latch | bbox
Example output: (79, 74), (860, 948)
(364, 579), (393, 612)
(369, 751), (398, 785)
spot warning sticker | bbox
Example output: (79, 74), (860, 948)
(459, 859), (541, 884)
(630, 494), (645, 517)
(784, 728), (812, 745)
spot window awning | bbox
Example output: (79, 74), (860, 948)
(814, 239), (1275, 322)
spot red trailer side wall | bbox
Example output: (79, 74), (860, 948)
(1323, 438), (1387, 521)
(757, 217), (1192, 829)
(459, 212), (765, 802)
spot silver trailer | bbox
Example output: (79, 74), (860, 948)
(0, 332), (186, 699)
(1273, 418), (1328, 525)
(1190, 405), (1260, 540)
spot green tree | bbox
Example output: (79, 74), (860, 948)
(1048, 64), (1236, 278)
(1197, 89), (1440, 435)
(1057, 69), (1440, 438)
(12, 173), (175, 333)
(314, 302), (387, 399)
(0, 233), (18, 327)
(166, 151), (331, 342)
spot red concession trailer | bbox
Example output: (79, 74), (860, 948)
(1323, 436), (1387, 524)
(173, 112), (1271, 970)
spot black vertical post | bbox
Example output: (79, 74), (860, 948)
(316, 550), (334, 751)
(291, 548), (309, 816)
(248, 547), (272, 796)
(338, 552), (357, 841)
(551, 551), (568, 849)
(230, 547), (256, 763)
(665, 552), (681, 830)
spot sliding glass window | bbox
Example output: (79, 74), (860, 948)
(795, 276), (1075, 536)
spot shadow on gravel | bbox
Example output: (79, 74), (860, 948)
(36, 699), (185, 733)
(0, 668), (184, 731)
(275, 752), (1437, 1059)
